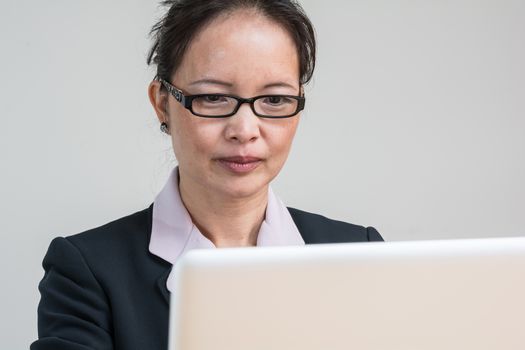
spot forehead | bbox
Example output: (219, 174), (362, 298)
(173, 10), (300, 88)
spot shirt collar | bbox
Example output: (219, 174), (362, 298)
(149, 166), (304, 292)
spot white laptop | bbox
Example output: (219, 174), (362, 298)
(169, 237), (525, 350)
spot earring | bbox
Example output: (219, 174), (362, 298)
(160, 122), (170, 135)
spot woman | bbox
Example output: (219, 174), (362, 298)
(31, 1), (383, 349)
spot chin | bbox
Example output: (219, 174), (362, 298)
(216, 174), (270, 199)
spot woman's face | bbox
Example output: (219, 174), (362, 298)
(154, 10), (301, 199)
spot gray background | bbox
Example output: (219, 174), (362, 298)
(1, 1), (524, 348)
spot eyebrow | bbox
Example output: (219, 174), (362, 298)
(188, 79), (298, 90)
(188, 79), (233, 87)
(262, 82), (298, 90)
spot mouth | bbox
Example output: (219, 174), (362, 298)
(216, 156), (263, 174)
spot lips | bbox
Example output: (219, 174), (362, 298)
(216, 155), (263, 174)
(218, 156), (262, 163)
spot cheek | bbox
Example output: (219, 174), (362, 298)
(265, 118), (299, 160)
(171, 112), (223, 161)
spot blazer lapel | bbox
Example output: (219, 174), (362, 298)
(156, 266), (171, 305)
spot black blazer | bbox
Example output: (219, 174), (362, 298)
(31, 204), (383, 350)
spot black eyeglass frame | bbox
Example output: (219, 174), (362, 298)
(158, 78), (305, 119)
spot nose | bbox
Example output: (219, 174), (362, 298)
(224, 103), (261, 144)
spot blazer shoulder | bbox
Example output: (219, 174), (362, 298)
(66, 204), (153, 248)
(287, 207), (383, 244)
(58, 204), (159, 274)
(33, 204), (167, 350)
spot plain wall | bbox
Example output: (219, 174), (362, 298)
(1, 1), (524, 348)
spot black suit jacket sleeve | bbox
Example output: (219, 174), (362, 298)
(31, 237), (114, 350)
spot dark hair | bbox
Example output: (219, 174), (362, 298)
(147, 0), (316, 85)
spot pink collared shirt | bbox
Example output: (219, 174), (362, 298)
(148, 167), (305, 292)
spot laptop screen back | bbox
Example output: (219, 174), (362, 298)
(169, 237), (525, 350)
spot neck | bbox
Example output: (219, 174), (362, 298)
(178, 170), (268, 248)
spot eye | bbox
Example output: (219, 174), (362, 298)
(263, 96), (292, 106)
(203, 95), (228, 103)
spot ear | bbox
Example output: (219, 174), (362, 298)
(148, 79), (170, 124)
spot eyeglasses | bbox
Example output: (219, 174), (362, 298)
(158, 78), (305, 119)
